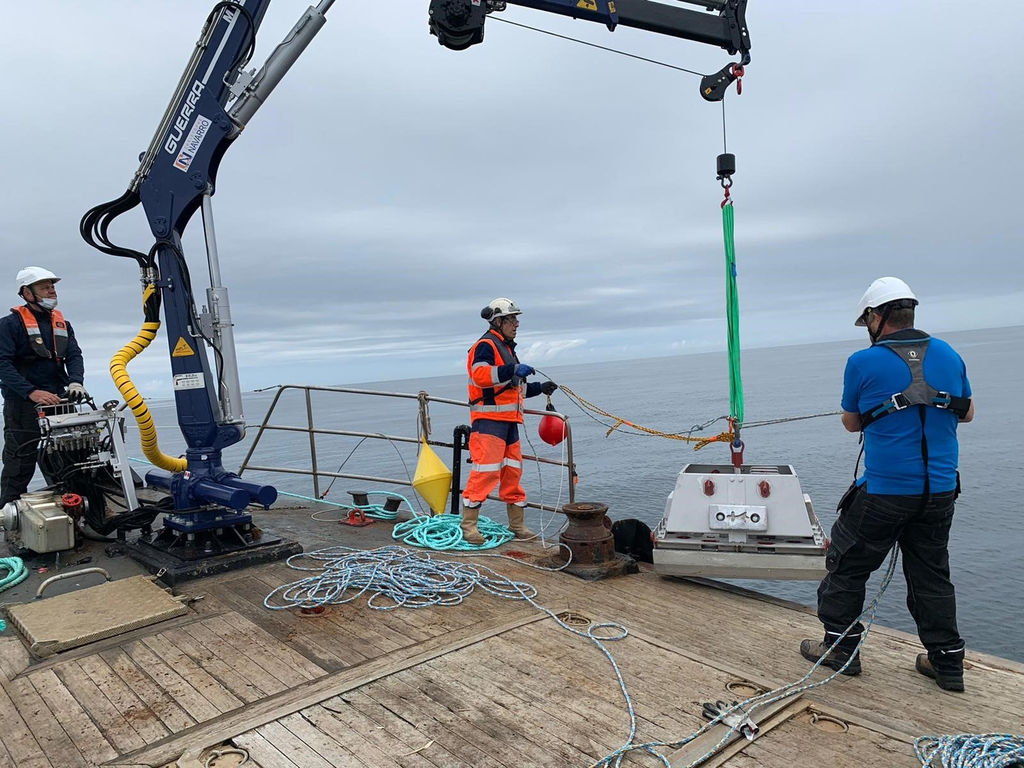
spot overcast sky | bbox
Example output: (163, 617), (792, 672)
(2, 1), (1021, 403)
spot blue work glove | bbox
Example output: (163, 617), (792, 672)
(541, 381), (558, 396)
(514, 364), (534, 378)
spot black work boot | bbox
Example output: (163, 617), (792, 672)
(916, 650), (965, 692)
(799, 639), (862, 676)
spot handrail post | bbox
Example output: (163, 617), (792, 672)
(450, 424), (470, 516)
(305, 387), (320, 500)
(239, 384), (288, 476)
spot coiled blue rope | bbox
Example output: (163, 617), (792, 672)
(0, 556), (28, 593)
(263, 544), (540, 611)
(914, 734), (1024, 768)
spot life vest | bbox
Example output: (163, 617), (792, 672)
(467, 329), (524, 423)
(857, 337), (971, 430)
(11, 305), (69, 363)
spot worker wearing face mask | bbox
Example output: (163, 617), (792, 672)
(0, 267), (88, 506)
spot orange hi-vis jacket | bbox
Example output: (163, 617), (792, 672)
(11, 305), (69, 362)
(467, 329), (525, 424)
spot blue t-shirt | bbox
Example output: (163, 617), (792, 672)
(841, 331), (971, 495)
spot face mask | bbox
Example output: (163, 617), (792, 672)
(37, 297), (58, 311)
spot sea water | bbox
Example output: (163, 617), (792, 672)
(120, 325), (1024, 662)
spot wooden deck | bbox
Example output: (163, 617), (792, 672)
(1, 505), (1022, 767)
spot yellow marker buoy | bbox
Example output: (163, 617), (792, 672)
(412, 438), (452, 515)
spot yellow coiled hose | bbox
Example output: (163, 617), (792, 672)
(109, 282), (186, 472)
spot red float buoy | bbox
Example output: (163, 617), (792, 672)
(538, 404), (566, 446)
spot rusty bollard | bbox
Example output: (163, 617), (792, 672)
(557, 502), (637, 580)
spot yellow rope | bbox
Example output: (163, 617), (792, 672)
(557, 385), (734, 451)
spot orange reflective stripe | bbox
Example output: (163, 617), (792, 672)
(463, 432), (506, 503)
(466, 329), (524, 423)
(462, 431), (526, 505)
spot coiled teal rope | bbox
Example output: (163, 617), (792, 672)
(914, 733), (1024, 768)
(392, 513), (514, 551)
(0, 556), (29, 593)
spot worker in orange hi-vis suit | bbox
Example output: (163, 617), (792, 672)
(461, 298), (557, 545)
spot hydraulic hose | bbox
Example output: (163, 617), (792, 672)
(109, 282), (186, 472)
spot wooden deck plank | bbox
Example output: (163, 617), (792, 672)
(559, 570), (1024, 737)
(394, 666), (551, 768)
(256, 719), (336, 768)
(219, 611), (329, 681)
(27, 668), (118, 766)
(464, 635), (667, 756)
(231, 730), (303, 768)
(368, 675), (507, 768)
(458, 628), (716, 752)
(289, 707), (403, 767)
(327, 689), (464, 768)
(716, 711), (921, 768)
(175, 620), (288, 698)
(449, 663), (615, 763)
(320, 606), (417, 654)
(244, 570), (379, 662)
(6, 675), (86, 768)
(99, 648), (196, 734)
(106, 611), (547, 767)
(121, 639), (222, 724)
(0, 679), (53, 768)
(181, 615), (296, 694)
(77, 654), (171, 745)
(0, 636), (30, 681)
(54, 659), (148, 754)
(200, 613), (319, 689)
(1, 521), (1019, 768)
(414, 656), (597, 767)
(140, 632), (244, 713)
(483, 629), (694, 742)
(203, 574), (351, 673)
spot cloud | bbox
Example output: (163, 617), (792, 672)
(1, 1), (1021, 404)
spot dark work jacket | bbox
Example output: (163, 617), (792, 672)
(0, 305), (84, 401)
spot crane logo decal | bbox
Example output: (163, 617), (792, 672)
(172, 114), (213, 172)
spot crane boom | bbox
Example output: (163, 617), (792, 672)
(80, 0), (753, 574)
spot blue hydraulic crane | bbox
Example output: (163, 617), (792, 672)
(80, 0), (750, 576)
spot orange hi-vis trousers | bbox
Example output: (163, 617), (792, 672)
(462, 420), (526, 507)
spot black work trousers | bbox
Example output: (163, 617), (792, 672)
(1, 397), (45, 506)
(817, 485), (962, 654)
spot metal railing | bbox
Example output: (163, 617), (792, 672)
(238, 384), (576, 513)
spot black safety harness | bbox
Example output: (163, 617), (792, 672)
(858, 336), (971, 429)
(857, 333), (971, 499)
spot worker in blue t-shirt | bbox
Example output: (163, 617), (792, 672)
(800, 277), (974, 692)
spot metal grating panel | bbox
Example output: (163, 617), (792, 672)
(5, 575), (188, 658)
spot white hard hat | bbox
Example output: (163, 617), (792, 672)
(17, 266), (60, 295)
(481, 297), (522, 322)
(855, 276), (918, 326)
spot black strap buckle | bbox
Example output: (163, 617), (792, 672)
(933, 390), (951, 409)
